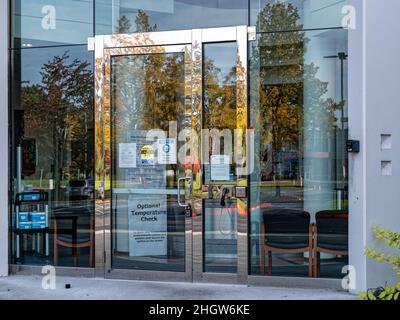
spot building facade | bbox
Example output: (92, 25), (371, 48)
(0, 0), (399, 294)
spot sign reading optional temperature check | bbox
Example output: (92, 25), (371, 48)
(128, 195), (167, 257)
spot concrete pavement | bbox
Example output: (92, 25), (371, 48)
(0, 275), (355, 300)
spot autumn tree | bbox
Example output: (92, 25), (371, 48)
(135, 10), (157, 32)
(203, 61), (237, 132)
(254, 3), (340, 189)
(256, 3), (305, 183)
(113, 11), (183, 134)
(22, 52), (93, 196)
(115, 10), (157, 34)
(116, 15), (132, 33)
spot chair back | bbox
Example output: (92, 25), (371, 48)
(315, 210), (348, 251)
(262, 208), (310, 249)
(53, 207), (92, 244)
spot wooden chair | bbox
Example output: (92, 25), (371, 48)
(313, 210), (348, 278)
(53, 207), (94, 268)
(261, 209), (313, 277)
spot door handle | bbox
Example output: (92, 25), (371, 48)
(178, 177), (191, 207)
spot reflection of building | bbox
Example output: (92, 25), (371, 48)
(0, 0), (399, 297)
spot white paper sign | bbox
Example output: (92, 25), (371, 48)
(119, 143), (137, 168)
(158, 138), (177, 165)
(211, 155), (231, 181)
(128, 195), (167, 257)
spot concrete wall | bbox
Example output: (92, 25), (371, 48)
(364, 0), (400, 289)
(0, 0), (9, 277)
(349, 0), (400, 292)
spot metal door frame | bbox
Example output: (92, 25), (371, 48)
(92, 26), (253, 283)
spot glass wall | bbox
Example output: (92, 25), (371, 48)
(9, 0), (349, 278)
(95, 0), (248, 34)
(249, 2), (348, 278)
(250, 0), (348, 31)
(10, 0), (95, 268)
(12, 0), (94, 48)
(10, 45), (95, 267)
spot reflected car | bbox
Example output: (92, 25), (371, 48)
(66, 179), (94, 200)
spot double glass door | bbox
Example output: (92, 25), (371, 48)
(94, 26), (250, 282)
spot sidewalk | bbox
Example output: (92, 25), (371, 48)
(0, 275), (355, 300)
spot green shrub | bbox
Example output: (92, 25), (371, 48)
(358, 226), (400, 301)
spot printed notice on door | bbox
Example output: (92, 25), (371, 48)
(157, 138), (177, 164)
(119, 143), (137, 168)
(128, 195), (167, 257)
(210, 155), (231, 181)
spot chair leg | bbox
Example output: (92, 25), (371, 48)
(54, 241), (58, 266)
(308, 223), (313, 277)
(261, 224), (265, 275)
(89, 218), (94, 268)
(268, 251), (273, 276)
(261, 247), (265, 275)
(73, 247), (78, 267)
(313, 250), (318, 278)
(89, 243), (94, 268)
(54, 221), (58, 266)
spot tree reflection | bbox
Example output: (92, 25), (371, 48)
(116, 15), (132, 34)
(21, 52), (93, 196)
(203, 59), (237, 131)
(112, 12), (184, 133)
(255, 3), (342, 191)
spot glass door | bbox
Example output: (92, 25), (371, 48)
(100, 43), (193, 281)
(110, 46), (190, 272)
(94, 27), (251, 282)
(191, 27), (250, 283)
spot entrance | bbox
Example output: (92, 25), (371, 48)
(93, 26), (253, 283)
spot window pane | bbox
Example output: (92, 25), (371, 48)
(11, 46), (95, 267)
(203, 42), (238, 273)
(250, 0), (349, 32)
(95, 0), (248, 35)
(12, 0), (94, 48)
(249, 27), (348, 278)
(203, 42), (237, 184)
